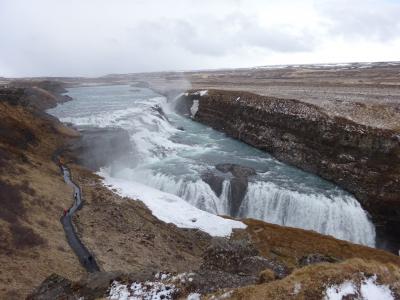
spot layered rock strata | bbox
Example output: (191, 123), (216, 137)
(180, 89), (400, 250)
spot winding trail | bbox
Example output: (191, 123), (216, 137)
(59, 163), (100, 273)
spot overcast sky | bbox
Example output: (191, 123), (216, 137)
(1, 0), (400, 77)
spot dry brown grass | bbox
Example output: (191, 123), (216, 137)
(239, 219), (400, 270)
(54, 123), (80, 137)
(209, 258), (400, 300)
(68, 162), (212, 275)
(0, 102), (85, 299)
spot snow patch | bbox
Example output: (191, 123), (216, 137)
(98, 169), (247, 237)
(108, 280), (177, 300)
(187, 293), (201, 300)
(109, 282), (130, 300)
(360, 276), (394, 300)
(293, 283), (302, 295)
(210, 291), (234, 299)
(199, 90), (208, 96)
(190, 90), (208, 97)
(324, 275), (394, 300)
(325, 281), (357, 300)
(190, 100), (199, 118)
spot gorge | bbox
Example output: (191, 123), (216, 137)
(178, 88), (400, 252)
(2, 77), (400, 299)
(49, 84), (378, 248)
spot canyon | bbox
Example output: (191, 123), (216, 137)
(178, 88), (400, 251)
(1, 62), (400, 299)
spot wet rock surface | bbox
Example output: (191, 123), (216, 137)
(182, 90), (400, 252)
(202, 163), (256, 216)
(152, 104), (170, 122)
(201, 171), (225, 197)
(215, 163), (257, 178)
(216, 164), (256, 216)
(174, 93), (194, 117)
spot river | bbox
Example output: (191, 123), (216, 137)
(48, 84), (376, 246)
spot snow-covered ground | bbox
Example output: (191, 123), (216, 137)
(109, 280), (177, 300)
(99, 169), (246, 237)
(324, 275), (394, 300)
(108, 272), (199, 300)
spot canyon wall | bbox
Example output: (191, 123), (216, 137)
(179, 90), (400, 247)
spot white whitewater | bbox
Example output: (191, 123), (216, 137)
(48, 85), (376, 246)
(240, 182), (375, 246)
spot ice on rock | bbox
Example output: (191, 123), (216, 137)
(190, 100), (199, 118)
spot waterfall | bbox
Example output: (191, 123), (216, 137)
(239, 181), (376, 247)
(49, 85), (377, 247)
(123, 168), (375, 247)
(124, 169), (231, 215)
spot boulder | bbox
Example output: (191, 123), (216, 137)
(185, 238), (288, 294)
(215, 163), (256, 216)
(201, 171), (225, 197)
(216, 163), (256, 178)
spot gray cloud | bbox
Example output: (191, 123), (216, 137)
(129, 14), (316, 58)
(318, 0), (400, 41)
(179, 15), (316, 55)
(0, 0), (399, 77)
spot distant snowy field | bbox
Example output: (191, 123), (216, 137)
(99, 169), (246, 237)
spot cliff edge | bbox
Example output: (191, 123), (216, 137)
(179, 89), (400, 251)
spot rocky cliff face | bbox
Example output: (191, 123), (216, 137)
(2, 80), (72, 111)
(180, 89), (400, 249)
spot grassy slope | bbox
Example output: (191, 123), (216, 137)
(0, 102), (84, 299)
(242, 219), (400, 269)
(210, 259), (400, 300)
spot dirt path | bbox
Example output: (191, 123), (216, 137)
(59, 164), (100, 273)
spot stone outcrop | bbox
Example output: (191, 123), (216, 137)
(179, 89), (400, 249)
(202, 163), (256, 216)
(1, 80), (72, 111)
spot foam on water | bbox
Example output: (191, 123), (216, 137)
(115, 168), (229, 214)
(48, 85), (376, 246)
